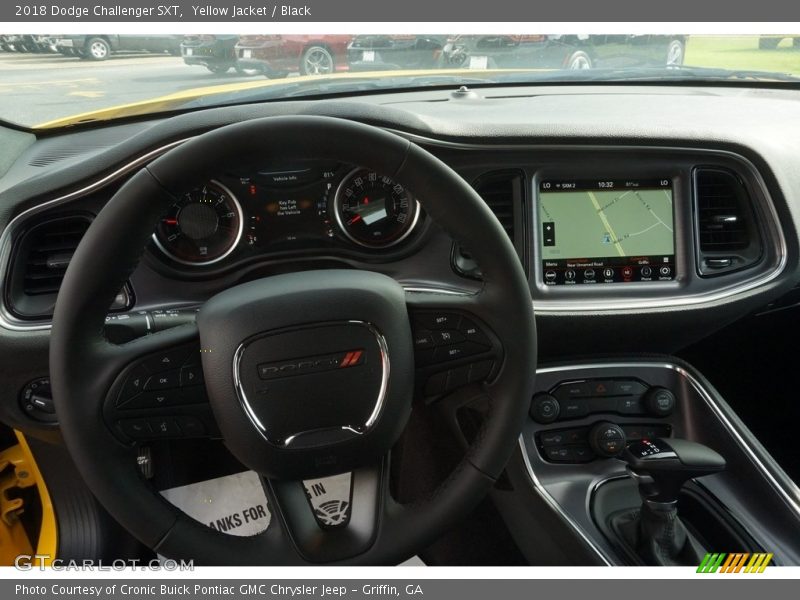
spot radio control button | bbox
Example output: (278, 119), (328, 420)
(530, 394), (560, 424)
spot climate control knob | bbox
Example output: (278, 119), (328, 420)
(589, 422), (627, 458)
(644, 387), (676, 417)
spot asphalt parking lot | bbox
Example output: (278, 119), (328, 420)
(0, 51), (267, 126)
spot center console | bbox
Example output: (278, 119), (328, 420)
(503, 360), (800, 566)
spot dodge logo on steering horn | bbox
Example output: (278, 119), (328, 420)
(257, 349), (365, 380)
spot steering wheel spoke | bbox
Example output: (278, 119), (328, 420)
(262, 457), (389, 563)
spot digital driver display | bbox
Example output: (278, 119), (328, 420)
(539, 178), (676, 285)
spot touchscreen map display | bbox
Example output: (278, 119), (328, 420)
(539, 178), (676, 285)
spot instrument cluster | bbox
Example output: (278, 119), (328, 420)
(152, 162), (423, 267)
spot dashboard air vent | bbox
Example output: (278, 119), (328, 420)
(694, 168), (762, 276)
(696, 169), (750, 251)
(453, 170), (524, 279)
(474, 170), (519, 240)
(20, 217), (89, 296)
(5, 215), (93, 319)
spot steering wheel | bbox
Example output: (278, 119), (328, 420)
(49, 116), (536, 565)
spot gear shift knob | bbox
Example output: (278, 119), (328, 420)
(622, 438), (726, 503)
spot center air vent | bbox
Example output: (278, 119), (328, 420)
(453, 170), (524, 279)
(694, 168), (762, 276)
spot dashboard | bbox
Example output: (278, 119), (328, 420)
(0, 84), (800, 435)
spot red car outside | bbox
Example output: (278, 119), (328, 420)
(234, 35), (352, 79)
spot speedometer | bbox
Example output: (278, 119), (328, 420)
(333, 169), (420, 248)
(153, 181), (243, 266)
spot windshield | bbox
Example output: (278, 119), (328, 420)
(1, 33), (798, 128)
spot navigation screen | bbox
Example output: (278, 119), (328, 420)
(539, 178), (676, 285)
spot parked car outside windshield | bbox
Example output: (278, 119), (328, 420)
(0, 33), (798, 128)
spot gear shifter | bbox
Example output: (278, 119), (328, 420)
(623, 438), (726, 503)
(617, 438), (726, 566)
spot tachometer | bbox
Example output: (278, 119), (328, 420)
(333, 169), (420, 248)
(153, 181), (243, 266)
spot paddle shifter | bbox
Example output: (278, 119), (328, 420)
(618, 438), (726, 565)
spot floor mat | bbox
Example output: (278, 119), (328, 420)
(160, 471), (352, 536)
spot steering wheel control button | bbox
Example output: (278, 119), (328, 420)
(458, 318), (492, 347)
(142, 347), (192, 373)
(179, 365), (203, 386)
(422, 359), (496, 398)
(415, 312), (461, 331)
(176, 416), (206, 437)
(530, 393), (560, 424)
(127, 391), (173, 409)
(148, 417), (181, 437)
(118, 419), (151, 439)
(469, 360), (494, 383)
(589, 422), (627, 458)
(434, 341), (487, 362)
(431, 330), (465, 345)
(143, 370), (180, 391)
(117, 365), (150, 405)
(413, 330), (435, 350)
(424, 371), (449, 396)
(447, 364), (472, 389)
(644, 387), (677, 417)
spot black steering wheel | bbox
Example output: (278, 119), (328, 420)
(49, 116), (536, 565)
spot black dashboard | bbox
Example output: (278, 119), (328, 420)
(1, 83), (800, 436)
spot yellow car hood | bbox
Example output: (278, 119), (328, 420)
(34, 68), (534, 130)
